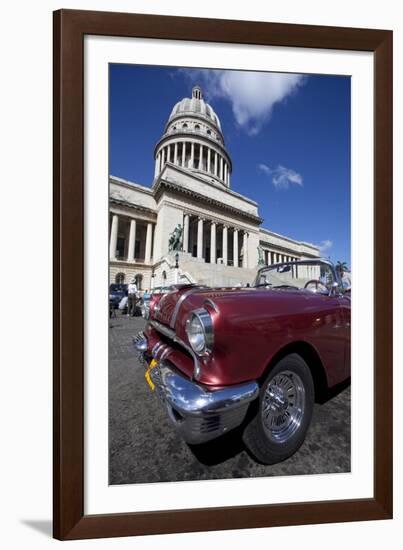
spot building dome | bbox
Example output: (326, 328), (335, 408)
(168, 86), (222, 131)
(153, 86), (232, 188)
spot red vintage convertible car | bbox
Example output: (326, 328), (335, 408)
(134, 259), (350, 464)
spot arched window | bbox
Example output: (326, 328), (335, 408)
(115, 272), (125, 284)
(182, 123), (188, 129)
(194, 124), (200, 131)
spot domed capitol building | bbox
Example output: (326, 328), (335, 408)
(109, 86), (319, 289)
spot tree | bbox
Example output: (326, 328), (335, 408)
(336, 261), (348, 277)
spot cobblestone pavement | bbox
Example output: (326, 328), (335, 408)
(109, 313), (351, 484)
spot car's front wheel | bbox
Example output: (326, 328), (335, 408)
(243, 353), (314, 464)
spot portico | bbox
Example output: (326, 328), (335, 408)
(183, 213), (248, 267)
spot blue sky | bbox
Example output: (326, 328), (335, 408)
(109, 64), (350, 266)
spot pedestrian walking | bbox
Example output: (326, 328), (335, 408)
(127, 277), (138, 317)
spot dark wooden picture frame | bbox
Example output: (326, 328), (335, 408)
(53, 9), (393, 540)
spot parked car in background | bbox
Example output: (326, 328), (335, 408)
(134, 259), (350, 465)
(109, 283), (128, 309)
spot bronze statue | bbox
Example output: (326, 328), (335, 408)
(257, 245), (265, 267)
(168, 224), (183, 251)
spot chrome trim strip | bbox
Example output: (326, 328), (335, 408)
(159, 344), (171, 361)
(150, 319), (201, 380)
(160, 346), (171, 361)
(151, 341), (164, 358)
(151, 320), (176, 340)
(204, 298), (219, 314)
(170, 286), (204, 329)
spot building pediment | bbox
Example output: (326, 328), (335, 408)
(154, 163), (262, 225)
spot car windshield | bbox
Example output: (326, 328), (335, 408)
(254, 260), (337, 295)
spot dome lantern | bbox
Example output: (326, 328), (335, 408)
(192, 85), (202, 100)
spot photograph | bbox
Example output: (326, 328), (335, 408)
(108, 64), (352, 485)
(1, 0), (396, 545)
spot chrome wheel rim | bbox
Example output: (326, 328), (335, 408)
(261, 370), (305, 443)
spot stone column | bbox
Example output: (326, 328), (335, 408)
(174, 142), (178, 165)
(154, 153), (159, 177)
(222, 225), (228, 265)
(197, 218), (204, 260)
(243, 232), (249, 268)
(183, 214), (190, 253)
(161, 147), (166, 169)
(220, 156), (224, 180)
(199, 144), (203, 170)
(145, 222), (153, 263)
(214, 151), (218, 176)
(127, 218), (136, 261)
(190, 142), (195, 168)
(233, 229), (239, 267)
(167, 144), (171, 163)
(109, 214), (119, 260)
(210, 222), (216, 264)
(181, 142), (186, 166)
(207, 148), (211, 173)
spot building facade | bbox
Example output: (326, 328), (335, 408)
(109, 86), (319, 289)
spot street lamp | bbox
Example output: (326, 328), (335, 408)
(175, 252), (179, 284)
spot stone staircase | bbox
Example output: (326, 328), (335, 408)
(154, 252), (257, 288)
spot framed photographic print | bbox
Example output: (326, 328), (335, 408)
(53, 9), (393, 540)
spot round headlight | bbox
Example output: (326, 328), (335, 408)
(185, 308), (214, 355)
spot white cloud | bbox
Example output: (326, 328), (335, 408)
(318, 239), (333, 253)
(258, 164), (303, 190)
(180, 69), (306, 135)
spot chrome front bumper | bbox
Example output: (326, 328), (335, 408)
(134, 331), (259, 444)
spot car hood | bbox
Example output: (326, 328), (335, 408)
(151, 285), (311, 329)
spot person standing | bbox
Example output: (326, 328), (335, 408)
(127, 277), (138, 317)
